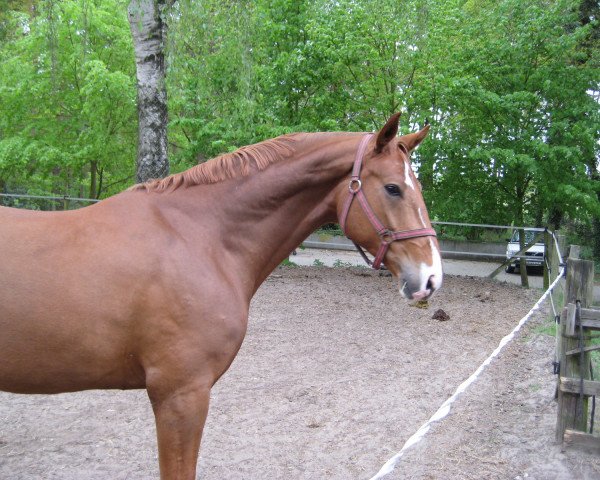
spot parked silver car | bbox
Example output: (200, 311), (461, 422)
(505, 229), (545, 273)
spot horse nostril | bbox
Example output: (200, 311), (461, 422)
(426, 275), (435, 292)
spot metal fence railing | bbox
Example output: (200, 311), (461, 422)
(0, 193), (99, 211)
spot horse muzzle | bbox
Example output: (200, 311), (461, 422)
(400, 273), (441, 301)
(397, 244), (443, 301)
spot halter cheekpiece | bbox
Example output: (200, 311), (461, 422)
(339, 134), (437, 270)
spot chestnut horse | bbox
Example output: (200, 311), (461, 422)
(0, 114), (442, 479)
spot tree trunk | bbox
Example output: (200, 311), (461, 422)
(515, 197), (529, 288)
(518, 226), (529, 288)
(128, 0), (169, 183)
(89, 160), (97, 199)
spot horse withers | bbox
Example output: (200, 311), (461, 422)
(0, 113), (442, 479)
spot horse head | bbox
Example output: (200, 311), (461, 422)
(338, 113), (443, 301)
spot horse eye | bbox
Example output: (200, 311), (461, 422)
(384, 184), (402, 197)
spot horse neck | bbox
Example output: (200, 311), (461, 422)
(192, 132), (361, 294)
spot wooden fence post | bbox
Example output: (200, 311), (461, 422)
(556, 246), (595, 442)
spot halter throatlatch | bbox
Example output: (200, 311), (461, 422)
(339, 134), (437, 270)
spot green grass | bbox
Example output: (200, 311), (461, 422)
(280, 258), (298, 267)
(532, 288), (564, 338)
(589, 335), (600, 376)
(532, 315), (557, 337)
(315, 224), (345, 237)
(333, 259), (353, 268)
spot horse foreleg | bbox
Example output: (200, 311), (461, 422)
(148, 382), (211, 480)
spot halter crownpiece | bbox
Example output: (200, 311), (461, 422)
(339, 134), (437, 270)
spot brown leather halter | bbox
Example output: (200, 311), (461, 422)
(339, 134), (437, 270)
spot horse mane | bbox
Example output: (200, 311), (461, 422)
(130, 134), (300, 192)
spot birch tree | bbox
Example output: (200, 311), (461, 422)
(128, 0), (169, 183)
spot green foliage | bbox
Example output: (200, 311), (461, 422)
(423, 0), (599, 232)
(167, 0), (598, 250)
(0, 0), (136, 198)
(0, 0), (598, 262)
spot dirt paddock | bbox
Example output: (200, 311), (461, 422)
(1, 266), (599, 479)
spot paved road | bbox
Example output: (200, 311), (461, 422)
(290, 247), (600, 303)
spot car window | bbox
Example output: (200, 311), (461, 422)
(510, 230), (540, 244)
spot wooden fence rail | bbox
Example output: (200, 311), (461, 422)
(555, 246), (599, 450)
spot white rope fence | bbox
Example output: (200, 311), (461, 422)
(369, 235), (565, 480)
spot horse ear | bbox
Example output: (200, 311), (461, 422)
(398, 124), (430, 153)
(375, 113), (401, 153)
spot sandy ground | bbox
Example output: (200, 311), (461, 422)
(1, 264), (599, 479)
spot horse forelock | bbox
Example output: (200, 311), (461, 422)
(130, 134), (300, 192)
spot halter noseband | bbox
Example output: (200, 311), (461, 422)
(339, 134), (437, 270)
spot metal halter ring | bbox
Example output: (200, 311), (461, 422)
(348, 178), (362, 193)
(379, 229), (393, 244)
